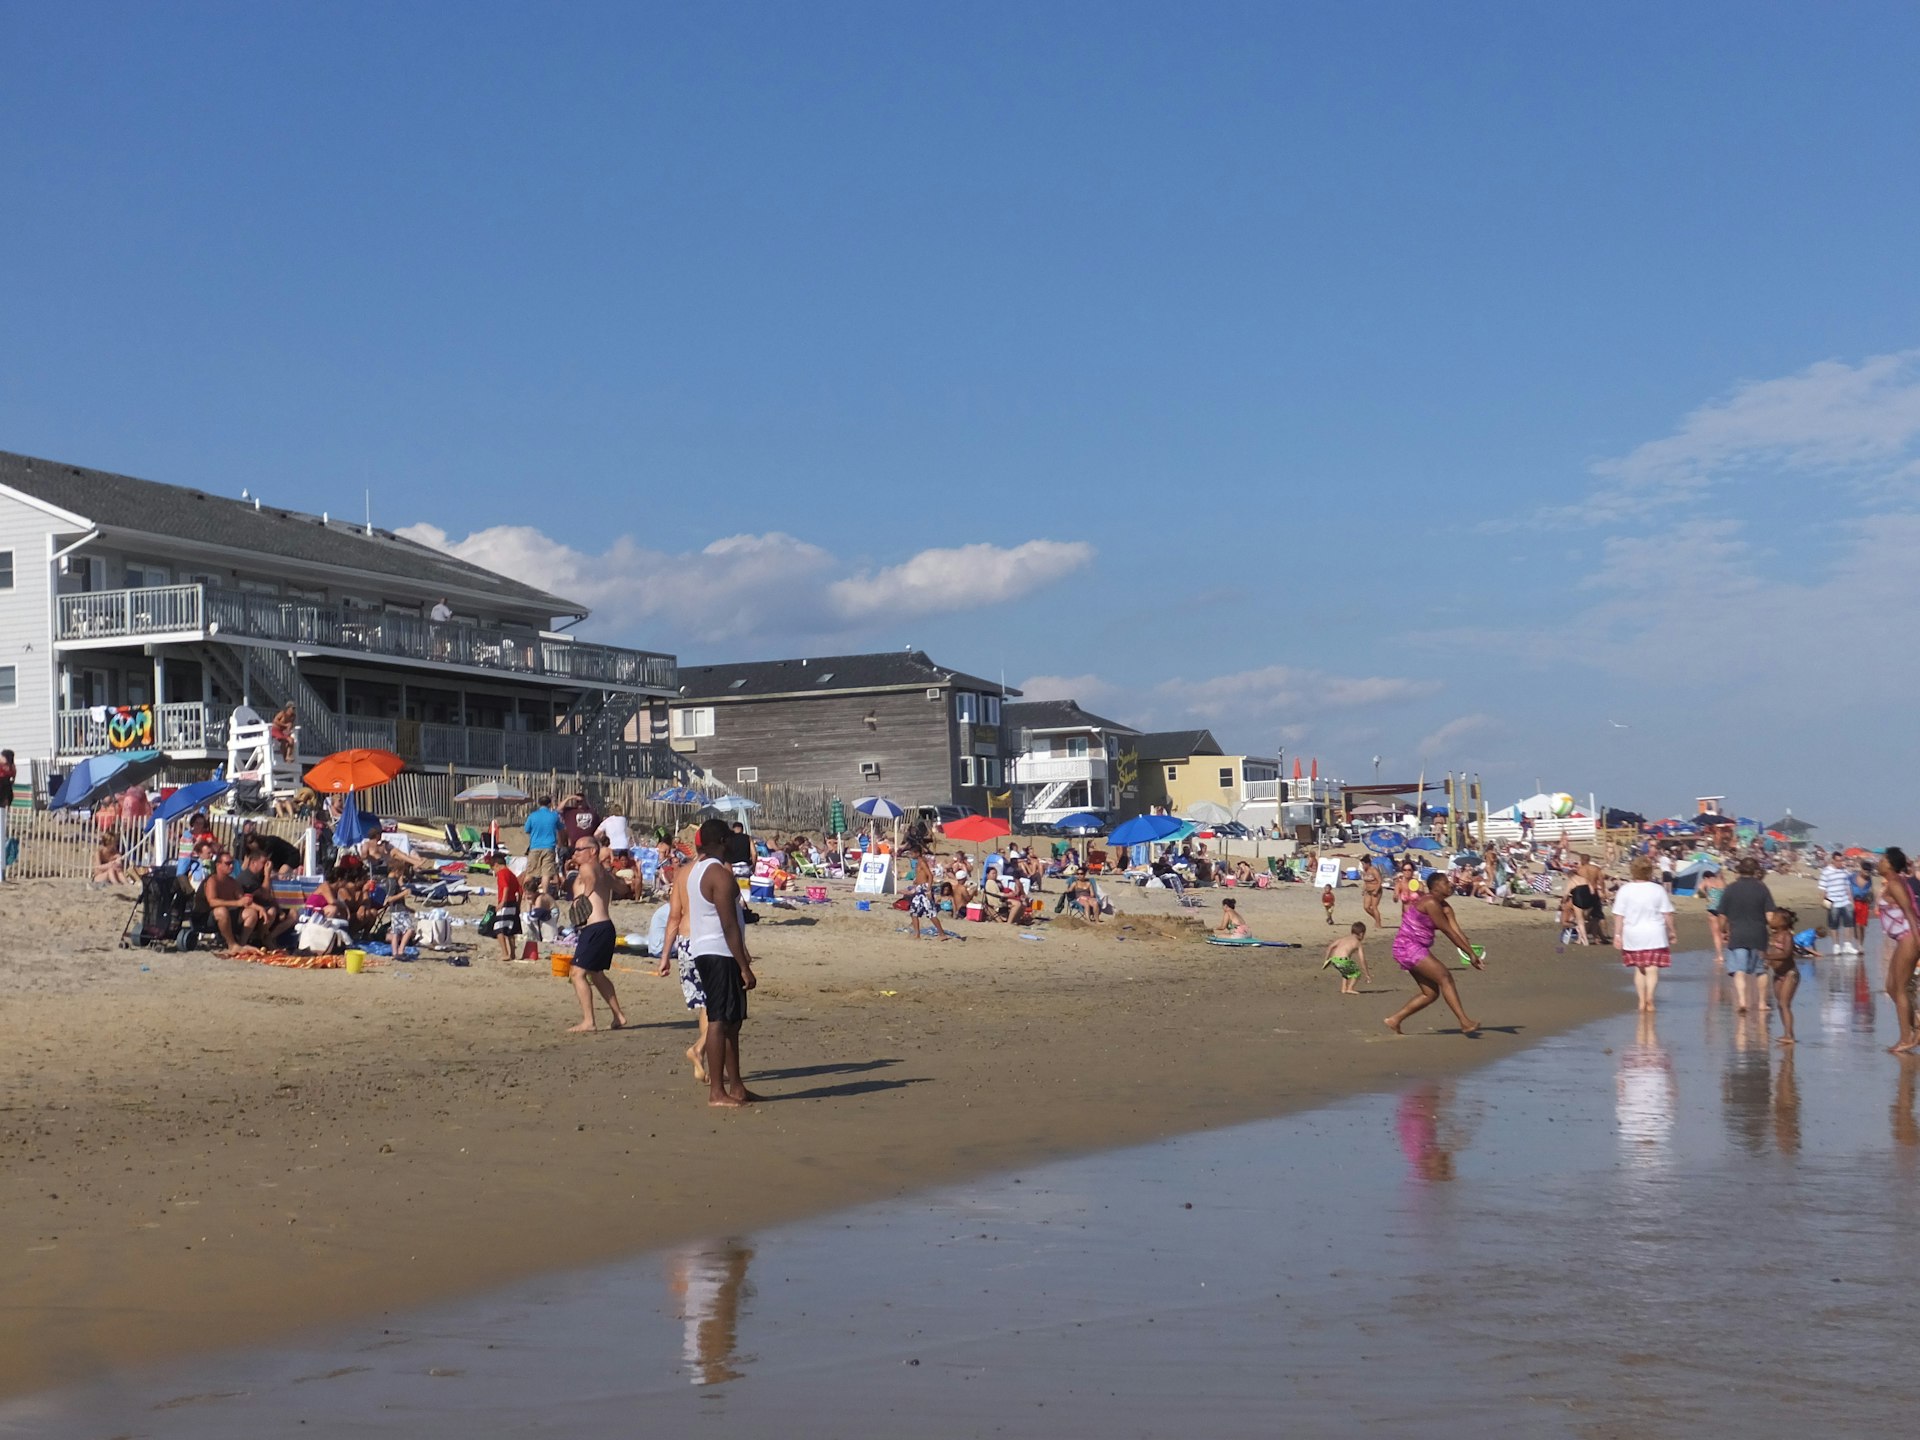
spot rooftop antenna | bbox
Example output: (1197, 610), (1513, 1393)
(240, 487), (250, 501)
(364, 488), (373, 536)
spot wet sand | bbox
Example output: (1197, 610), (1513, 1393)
(11, 937), (1912, 1438)
(0, 870), (1705, 1398)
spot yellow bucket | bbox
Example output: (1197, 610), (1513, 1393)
(551, 951), (574, 978)
(343, 949), (366, 975)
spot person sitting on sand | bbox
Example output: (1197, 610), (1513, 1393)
(1067, 869), (1101, 921)
(92, 831), (128, 888)
(1216, 897), (1250, 939)
(1323, 922), (1371, 994)
(1234, 859), (1256, 887)
(1383, 874), (1483, 1038)
(204, 852), (266, 949)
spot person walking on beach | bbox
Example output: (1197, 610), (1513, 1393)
(523, 796), (562, 884)
(565, 837), (627, 1032)
(1568, 853), (1608, 945)
(1360, 857), (1384, 928)
(1765, 907), (1801, 1046)
(1383, 875), (1482, 1037)
(490, 852), (524, 963)
(1875, 848), (1920, 1054)
(1818, 854), (1858, 955)
(1320, 882), (1337, 925)
(654, 849), (709, 1082)
(1720, 858), (1777, 1015)
(687, 818), (758, 1106)
(1611, 857), (1677, 1012)
(1323, 922), (1370, 994)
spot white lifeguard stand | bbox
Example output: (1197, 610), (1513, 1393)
(226, 705), (301, 801)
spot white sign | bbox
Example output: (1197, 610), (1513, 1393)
(1312, 856), (1342, 890)
(854, 854), (894, 896)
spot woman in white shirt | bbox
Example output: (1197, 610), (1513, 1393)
(1611, 857), (1678, 1012)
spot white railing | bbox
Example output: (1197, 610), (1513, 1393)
(57, 702), (221, 755)
(57, 584), (677, 691)
(1242, 780), (1280, 801)
(1010, 754), (1107, 785)
(57, 585), (204, 640)
(420, 722), (582, 772)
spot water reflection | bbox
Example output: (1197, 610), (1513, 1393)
(666, 1240), (754, 1386)
(1894, 1058), (1920, 1150)
(1771, 1050), (1800, 1157)
(1394, 1082), (1480, 1184)
(1614, 1011), (1675, 1170)
(1721, 1017), (1773, 1154)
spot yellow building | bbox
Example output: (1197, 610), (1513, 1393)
(1127, 730), (1280, 825)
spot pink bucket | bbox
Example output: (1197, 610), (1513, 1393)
(806, 885), (827, 903)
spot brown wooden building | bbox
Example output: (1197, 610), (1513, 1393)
(661, 651), (1019, 811)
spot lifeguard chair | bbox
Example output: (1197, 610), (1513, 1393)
(225, 705), (301, 803)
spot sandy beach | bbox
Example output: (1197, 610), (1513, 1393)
(0, 868), (1723, 1399)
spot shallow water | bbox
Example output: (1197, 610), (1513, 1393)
(10, 951), (1920, 1438)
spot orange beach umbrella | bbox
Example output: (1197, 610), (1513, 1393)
(304, 748), (405, 794)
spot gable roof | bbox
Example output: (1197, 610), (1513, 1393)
(677, 650), (1015, 701)
(0, 449), (579, 614)
(1131, 728), (1223, 760)
(1003, 699), (1139, 735)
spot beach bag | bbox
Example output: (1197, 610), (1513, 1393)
(298, 916), (344, 954)
(420, 908), (451, 948)
(477, 903), (497, 937)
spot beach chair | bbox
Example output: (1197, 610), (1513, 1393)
(1087, 848), (1109, 873)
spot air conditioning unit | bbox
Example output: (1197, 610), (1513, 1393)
(859, 759), (881, 778)
(736, 766), (759, 784)
(926, 688), (941, 701)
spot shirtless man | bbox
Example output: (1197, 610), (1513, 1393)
(1569, 853), (1608, 945)
(565, 836), (627, 1033)
(204, 853), (265, 949)
(1360, 857), (1384, 927)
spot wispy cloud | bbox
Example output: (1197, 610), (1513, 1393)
(829, 541), (1092, 619)
(1418, 712), (1496, 757)
(400, 523), (1092, 647)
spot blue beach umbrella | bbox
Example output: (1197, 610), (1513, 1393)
(1107, 813), (1183, 848)
(335, 791), (381, 847)
(1053, 811), (1105, 834)
(854, 796), (906, 821)
(51, 750), (169, 810)
(150, 776), (232, 825)
(1406, 836), (1443, 852)
(1363, 827), (1407, 854)
(650, 785), (711, 806)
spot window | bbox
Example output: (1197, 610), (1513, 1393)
(736, 766), (760, 783)
(982, 695), (1001, 725)
(0, 666), (14, 705)
(954, 692), (978, 723)
(958, 755), (978, 787)
(125, 563), (170, 589)
(982, 757), (1002, 787)
(1219, 767), (1234, 789)
(670, 707), (714, 739)
(1165, 765), (1178, 781)
(1066, 736), (1089, 758)
(0, 551), (12, 589)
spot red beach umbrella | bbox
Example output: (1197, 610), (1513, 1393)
(304, 748), (405, 794)
(944, 815), (1011, 844)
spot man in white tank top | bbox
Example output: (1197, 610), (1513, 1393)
(689, 818), (758, 1106)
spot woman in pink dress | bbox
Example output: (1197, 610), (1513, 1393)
(1384, 874), (1483, 1038)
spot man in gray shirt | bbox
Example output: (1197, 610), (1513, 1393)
(1719, 857), (1776, 1014)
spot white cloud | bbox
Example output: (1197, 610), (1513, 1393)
(1015, 672), (1126, 709)
(829, 541), (1093, 619)
(1418, 713), (1496, 757)
(399, 523), (1093, 648)
(1160, 664), (1439, 723)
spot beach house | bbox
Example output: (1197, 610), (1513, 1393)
(1003, 699), (1139, 828)
(1130, 730), (1282, 828)
(664, 651), (1017, 813)
(0, 450), (680, 787)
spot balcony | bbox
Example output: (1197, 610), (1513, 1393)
(418, 722), (583, 772)
(56, 584), (677, 692)
(58, 702), (222, 756)
(1010, 753), (1108, 786)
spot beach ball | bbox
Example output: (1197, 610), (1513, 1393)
(1551, 793), (1575, 818)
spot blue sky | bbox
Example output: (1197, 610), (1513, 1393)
(5, 2), (1920, 835)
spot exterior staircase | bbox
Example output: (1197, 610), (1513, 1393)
(190, 643), (346, 757)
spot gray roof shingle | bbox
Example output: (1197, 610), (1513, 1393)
(678, 651), (1015, 701)
(0, 449), (579, 614)
(1132, 729), (1223, 759)
(1003, 699), (1139, 734)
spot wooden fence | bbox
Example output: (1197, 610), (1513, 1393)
(1, 809), (310, 883)
(357, 769), (839, 837)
